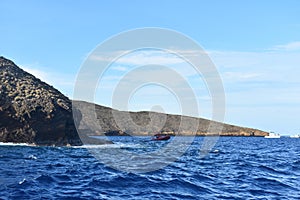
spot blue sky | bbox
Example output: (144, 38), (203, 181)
(1, 0), (300, 135)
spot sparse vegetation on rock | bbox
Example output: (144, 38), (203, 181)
(0, 56), (82, 145)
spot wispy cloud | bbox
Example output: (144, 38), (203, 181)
(222, 72), (262, 81)
(90, 50), (185, 66)
(269, 41), (300, 51)
(207, 48), (300, 131)
(111, 65), (128, 71)
(90, 49), (213, 79)
(89, 48), (210, 66)
(209, 50), (300, 82)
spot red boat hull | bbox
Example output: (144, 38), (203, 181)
(152, 135), (170, 141)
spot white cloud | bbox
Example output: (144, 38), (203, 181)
(111, 65), (128, 71)
(222, 72), (262, 81)
(209, 50), (300, 83)
(91, 49), (216, 79)
(270, 41), (300, 51)
(89, 49), (210, 66)
(91, 50), (185, 66)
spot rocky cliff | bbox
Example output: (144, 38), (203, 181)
(0, 56), (83, 145)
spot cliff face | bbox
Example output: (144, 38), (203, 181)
(0, 56), (82, 145)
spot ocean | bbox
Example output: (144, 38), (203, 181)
(0, 136), (299, 199)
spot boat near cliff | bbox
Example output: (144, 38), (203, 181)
(265, 132), (281, 138)
(152, 134), (171, 141)
(0, 56), (269, 146)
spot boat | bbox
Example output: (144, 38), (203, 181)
(152, 134), (171, 141)
(290, 134), (300, 138)
(264, 132), (280, 138)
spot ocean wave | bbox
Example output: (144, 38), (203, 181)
(0, 142), (33, 146)
(72, 143), (141, 149)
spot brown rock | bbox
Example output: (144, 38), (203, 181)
(0, 56), (82, 146)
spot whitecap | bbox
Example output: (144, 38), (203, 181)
(0, 142), (33, 146)
(212, 149), (220, 153)
(28, 155), (37, 160)
(72, 143), (142, 149)
(18, 178), (26, 185)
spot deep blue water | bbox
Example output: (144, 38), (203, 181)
(0, 137), (299, 199)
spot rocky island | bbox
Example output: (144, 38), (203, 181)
(0, 57), (268, 146)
